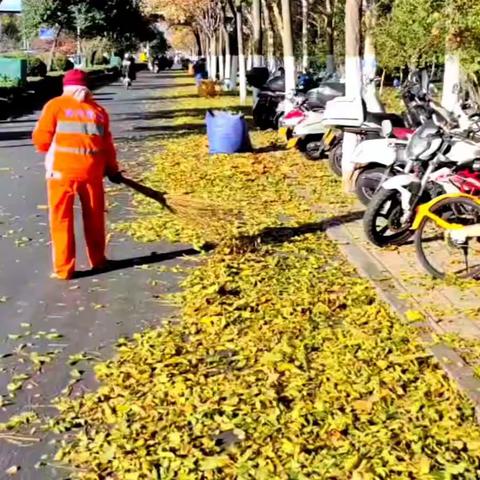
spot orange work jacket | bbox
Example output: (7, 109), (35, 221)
(33, 95), (119, 181)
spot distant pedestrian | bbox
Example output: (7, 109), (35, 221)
(193, 58), (207, 86)
(122, 53), (136, 87)
(32, 69), (124, 280)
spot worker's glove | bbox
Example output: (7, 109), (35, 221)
(108, 172), (124, 184)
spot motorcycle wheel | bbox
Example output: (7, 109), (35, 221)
(355, 167), (392, 206)
(415, 197), (480, 279)
(363, 188), (414, 247)
(328, 143), (343, 176)
(301, 136), (325, 161)
(253, 102), (274, 130)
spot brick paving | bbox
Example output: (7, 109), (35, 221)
(326, 205), (480, 415)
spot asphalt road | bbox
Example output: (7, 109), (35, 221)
(0, 71), (192, 478)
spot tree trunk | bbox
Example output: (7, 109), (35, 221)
(247, 37), (253, 70)
(342, 0), (363, 192)
(218, 30), (225, 81)
(206, 36), (212, 76)
(301, 0), (309, 72)
(252, 0), (263, 67)
(325, 0), (335, 74)
(224, 28), (231, 85)
(210, 35), (218, 80)
(252, 0), (263, 100)
(47, 26), (62, 72)
(442, 51), (461, 112)
(262, 0), (275, 71)
(194, 30), (202, 57)
(200, 33), (206, 58)
(229, 21), (239, 90)
(281, 0), (296, 94)
(379, 69), (386, 94)
(236, 1), (247, 104)
(363, 5), (384, 113)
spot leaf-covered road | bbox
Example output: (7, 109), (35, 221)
(0, 71), (193, 478)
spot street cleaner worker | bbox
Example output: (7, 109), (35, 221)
(32, 69), (123, 280)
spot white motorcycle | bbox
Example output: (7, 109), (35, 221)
(280, 83), (345, 160)
(350, 121), (412, 205)
(363, 102), (480, 247)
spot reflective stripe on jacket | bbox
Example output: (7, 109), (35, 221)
(32, 96), (118, 181)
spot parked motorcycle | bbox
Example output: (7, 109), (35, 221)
(249, 68), (340, 131)
(320, 78), (431, 181)
(322, 103), (407, 176)
(350, 123), (413, 205)
(249, 68), (287, 130)
(349, 84), (434, 205)
(280, 83), (345, 158)
(363, 102), (480, 247)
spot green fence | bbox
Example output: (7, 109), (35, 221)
(0, 57), (27, 85)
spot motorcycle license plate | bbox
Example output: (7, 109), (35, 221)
(287, 137), (299, 149)
(324, 129), (335, 146)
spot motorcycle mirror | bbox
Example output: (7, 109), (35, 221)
(381, 120), (393, 138)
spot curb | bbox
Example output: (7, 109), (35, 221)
(326, 221), (480, 420)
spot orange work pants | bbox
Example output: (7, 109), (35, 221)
(47, 178), (107, 279)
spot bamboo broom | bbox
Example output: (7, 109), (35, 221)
(120, 176), (236, 228)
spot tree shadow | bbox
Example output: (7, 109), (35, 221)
(127, 82), (193, 90)
(115, 106), (252, 123)
(0, 130), (32, 142)
(254, 143), (287, 154)
(93, 91), (117, 97)
(115, 124), (206, 142)
(75, 247), (205, 279)
(0, 142), (32, 149)
(233, 211), (365, 251)
(156, 72), (191, 80)
(133, 124), (205, 134)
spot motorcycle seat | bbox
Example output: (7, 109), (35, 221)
(306, 100), (326, 110)
(365, 112), (405, 127)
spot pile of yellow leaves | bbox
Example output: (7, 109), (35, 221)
(52, 74), (480, 479)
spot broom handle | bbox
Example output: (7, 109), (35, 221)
(120, 176), (174, 212)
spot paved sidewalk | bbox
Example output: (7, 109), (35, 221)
(326, 207), (480, 415)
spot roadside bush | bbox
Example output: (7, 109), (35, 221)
(27, 57), (47, 78)
(0, 75), (20, 88)
(54, 55), (74, 73)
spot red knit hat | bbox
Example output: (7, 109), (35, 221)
(63, 69), (88, 87)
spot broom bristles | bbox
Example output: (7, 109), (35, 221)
(164, 194), (241, 228)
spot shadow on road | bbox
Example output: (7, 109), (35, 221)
(76, 247), (201, 279)
(116, 106), (252, 123)
(0, 130), (32, 142)
(233, 211), (365, 251)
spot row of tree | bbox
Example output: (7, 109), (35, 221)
(21, 0), (159, 70)
(147, 0), (480, 109)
